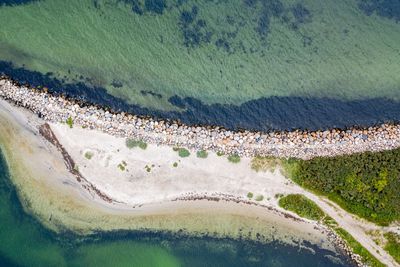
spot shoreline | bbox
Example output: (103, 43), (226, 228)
(1, 77), (400, 160)
(2, 77), (399, 265)
(0, 96), (352, 263)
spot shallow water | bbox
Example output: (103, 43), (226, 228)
(0, 148), (353, 266)
(0, 0), (400, 131)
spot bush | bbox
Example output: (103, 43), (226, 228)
(216, 151), (225, 156)
(173, 162), (178, 168)
(196, 150), (208, 158)
(126, 139), (147, 150)
(384, 232), (400, 264)
(247, 192), (253, 199)
(228, 154), (240, 163)
(255, 195), (264, 201)
(66, 117), (73, 128)
(278, 194), (324, 221)
(284, 148), (400, 225)
(84, 151), (93, 160)
(178, 148), (190, 158)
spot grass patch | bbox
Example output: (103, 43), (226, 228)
(126, 139), (147, 150)
(66, 117), (73, 128)
(251, 156), (281, 172)
(216, 151), (225, 156)
(196, 150), (208, 158)
(227, 154), (240, 163)
(84, 151), (93, 160)
(384, 232), (400, 264)
(247, 192), (253, 199)
(255, 195), (264, 201)
(278, 194), (324, 221)
(177, 148), (190, 158)
(335, 228), (385, 267)
(283, 148), (400, 225)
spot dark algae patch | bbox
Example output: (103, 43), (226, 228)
(285, 148), (400, 225)
(0, 0), (38, 6)
(0, 149), (352, 266)
(358, 0), (400, 22)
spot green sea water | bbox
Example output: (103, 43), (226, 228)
(0, 0), (399, 112)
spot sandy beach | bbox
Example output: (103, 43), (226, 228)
(0, 98), (342, 253)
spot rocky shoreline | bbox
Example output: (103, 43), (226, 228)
(1, 77), (399, 160)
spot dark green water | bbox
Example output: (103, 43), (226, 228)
(0, 149), (353, 266)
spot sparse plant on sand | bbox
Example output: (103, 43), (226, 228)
(227, 154), (240, 163)
(84, 151), (93, 160)
(66, 117), (74, 128)
(178, 148), (190, 158)
(247, 192), (253, 199)
(126, 139), (147, 150)
(255, 195), (264, 201)
(196, 150), (208, 158)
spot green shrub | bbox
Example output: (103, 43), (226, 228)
(278, 194), (324, 221)
(284, 148), (400, 225)
(173, 162), (178, 168)
(66, 117), (74, 128)
(84, 151), (93, 160)
(255, 195), (264, 201)
(196, 150), (208, 158)
(178, 148), (190, 158)
(126, 139), (147, 150)
(117, 163), (125, 171)
(216, 151), (225, 156)
(227, 154), (240, 163)
(247, 192), (253, 199)
(384, 232), (400, 264)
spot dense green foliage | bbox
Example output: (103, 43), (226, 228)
(178, 148), (190, 158)
(227, 154), (240, 163)
(196, 150), (208, 159)
(125, 139), (148, 150)
(278, 194), (324, 221)
(384, 232), (400, 264)
(286, 148), (400, 225)
(335, 228), (385, 267)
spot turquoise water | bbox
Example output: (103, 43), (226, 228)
(0, 149), (352, 266)
(1, 0), (400, 131)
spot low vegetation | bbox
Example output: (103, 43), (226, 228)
(335, 228), (385, 267)
(227, 154), (240, 163)
(66, 117), (73, 128)
(118, 161), (127, 171)
(196, 150), (208, 158)
(177, 148), (190, 158)
(384, 232), (400, 264)
(84, 151), (93, 160)
(173, 162), (178, 168)
(251, 156), (281, 172)
(247, 192), (253, 199)
(255, 195), (264, 201)
(278, 194), (324, 221)
(216, 151), (225, 156)
(125, 139), (147, 150)
(284, 148), (400, 225)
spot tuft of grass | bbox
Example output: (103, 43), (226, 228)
(196, 150), (208, 158)
(126, 139), (147, 150)
(66, 117), (73, 128)
(173, 162), (178, 167)
(255, 195), (264, 201)
(117, 163), (125, 171)
(84, 151), (93, 160)
(278, 194), (324, 221)
(216, 151), (225, 156)
(227, 154), (240, 163)
(251, 156), (281, 172)
(178, 148), (190, 158)
(173, 147), (180, 152)
(145, 165), (151, 172)
(384, 232), (400, 264)
(247, 192), (253, 199)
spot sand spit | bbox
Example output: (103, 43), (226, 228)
(1, 78), (400, 160)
